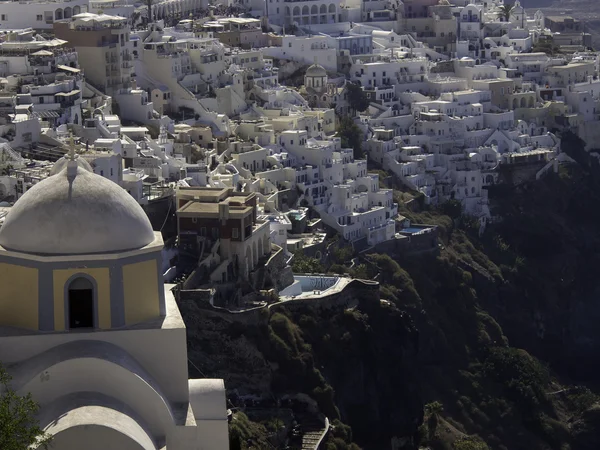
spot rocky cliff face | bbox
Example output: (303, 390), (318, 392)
(474, 158), (600, 382)
(178, 290), (423, 449)
(178, 139), (600, 449)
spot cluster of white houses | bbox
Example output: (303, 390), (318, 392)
(0, 1), (598, 446)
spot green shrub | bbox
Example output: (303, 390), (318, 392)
(482, 347), (548, 410)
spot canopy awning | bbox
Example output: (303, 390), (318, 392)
(55, 89), (81, 97)
(57, 64), (81, 73)
(31, 50), (53, 56)
(32, 111), (60, 119)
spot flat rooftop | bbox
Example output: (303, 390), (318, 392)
(178, 201), (252, 218)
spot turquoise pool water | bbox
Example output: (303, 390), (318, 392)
(402, 227), (430, 234)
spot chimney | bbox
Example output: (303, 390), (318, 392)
(219, 202), (230, 224)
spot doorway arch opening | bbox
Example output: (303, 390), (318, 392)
(67, 276), (95, 329)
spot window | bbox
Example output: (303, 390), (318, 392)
(1, 15), (6, 21)
(192, 217), (198, 223)
(110, 168), (114, 177)
(232, 228), (239, 238)
(288, 42), (292, 47)
(68, 277), (94, 329)
(37, 15), (43, 21)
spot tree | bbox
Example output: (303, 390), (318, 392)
(146, 0), (153, 23)
(338, 116), (364, 159)
(291, 251), (324, 274)
(0, 363), (52, 449)
(497, 4), (514, 22)
(424, 401), (444, 440)
(346, 82), (370, 114)
(130, 11), (141, 27)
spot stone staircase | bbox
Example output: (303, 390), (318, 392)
(289, 415), (329, 450)
(300, 419), (327, 449)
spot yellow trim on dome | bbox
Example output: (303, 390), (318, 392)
(0, 263), (38, 330)
(123, 260), (160, 326)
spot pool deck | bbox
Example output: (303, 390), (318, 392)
(279, 276), (352, 301)
(400, 226), (432, 235)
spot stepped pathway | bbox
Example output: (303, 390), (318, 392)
(290, 415), (329, 450)
(301, 419), (327, 449)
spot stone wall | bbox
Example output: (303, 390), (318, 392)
(264, 244), (294, 291)
(362, 225), (438, 256)
(499, 161), (548, 186)
(277, 188), (298, 212)
(176, 278), (380, 326)
(177, 287), (270, 327)
(430, 60), (455, 74)
(271, 280), (380, 315)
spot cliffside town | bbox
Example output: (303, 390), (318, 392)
(1, 0), (600, 448)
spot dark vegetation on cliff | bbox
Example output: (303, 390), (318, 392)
(179, 132), (600, 449)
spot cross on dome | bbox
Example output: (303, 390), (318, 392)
(68, 133), (77, 161)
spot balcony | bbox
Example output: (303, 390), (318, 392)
(367, 219), (395, 233)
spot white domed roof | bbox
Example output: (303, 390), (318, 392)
(49, 155), (93, 176)
(306, 63), (326, 77)
(0, 165), (155, 255)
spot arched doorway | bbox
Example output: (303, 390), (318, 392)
(67, 276), (94, 329)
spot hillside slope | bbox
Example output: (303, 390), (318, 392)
(178, 140), (600, 449)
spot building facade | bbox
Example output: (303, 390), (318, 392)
(0, 152), (229, 449)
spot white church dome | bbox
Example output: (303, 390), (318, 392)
(0, 164), (155, 255)
(306, 63), (327, 77)
(49, 155), (93, 176)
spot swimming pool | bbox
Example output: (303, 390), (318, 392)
(401, 227), (431, 234)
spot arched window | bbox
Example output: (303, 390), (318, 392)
(67, 276), (95, 329)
